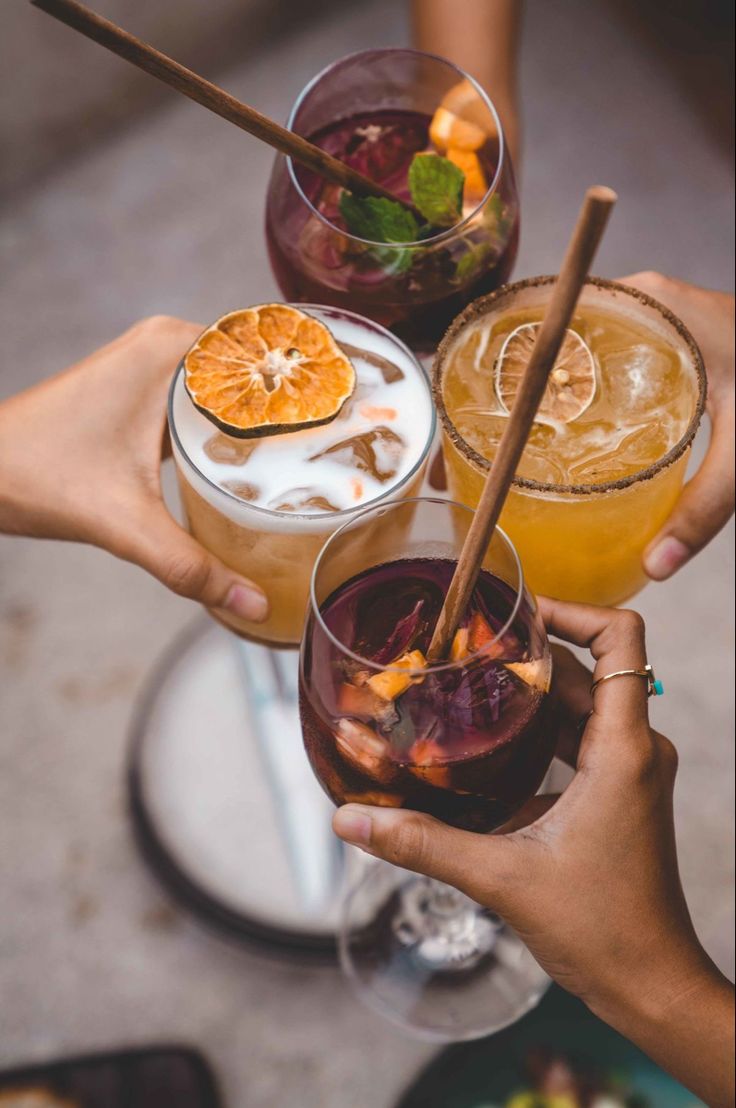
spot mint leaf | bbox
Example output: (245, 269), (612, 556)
(339, 192), (420, 244)
(454, 241), (492, 283)
(408, 154), (464, 226)
(484, 193), (511, 239)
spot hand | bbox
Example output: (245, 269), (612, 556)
(411, 0), (522, 168)
(619, 271), (735, 581)
(333, 599), (734, 1107)
(0, 316), (268, 623)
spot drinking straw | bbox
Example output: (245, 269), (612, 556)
(30, 0), (420, 215)
(426, 185), (617, 662)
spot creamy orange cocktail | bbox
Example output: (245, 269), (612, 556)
(169, 304), (435, 644)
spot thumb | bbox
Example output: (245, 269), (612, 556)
(116, 504), (269, 621)
(644, 406), (735, 580)
(333, 804), (514, 907)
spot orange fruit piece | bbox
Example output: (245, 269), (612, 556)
(446, 147), (488, 207)
(467, 612), (506, 658)
(408, 737), (452, 788)
(429, 78), (490, 152)
(367, 649), (427, 701)
(505, 656), (552, 692)
(496, 323), (597, 424)
(184, 304), (356, 438)
(450, 626), (470, 661)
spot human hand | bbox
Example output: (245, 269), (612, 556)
(619, 271), (735, 581)
(0, 316), (268, 623)
(411, 0), (522, 168)
(333, 598), (734, 1106)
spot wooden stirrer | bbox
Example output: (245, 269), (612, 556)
(427, 185), (617, 662)
(30, 0), (420, 215)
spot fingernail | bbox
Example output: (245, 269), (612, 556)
(333, 805), (373, 847)
(224, 583), (269, 622)
(644, 536), (690, 581)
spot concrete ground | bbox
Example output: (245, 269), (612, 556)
(0, 2), (733, 1106)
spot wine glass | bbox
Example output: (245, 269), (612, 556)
(265, 48), (519, 353)
(299, 496), (555, 1039)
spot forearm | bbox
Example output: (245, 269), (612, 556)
(594, 951), (734, 1107)
(411, 0), (522, 164)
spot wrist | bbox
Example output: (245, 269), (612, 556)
(586, 939), (734, 1106)
(589, 938), (717, 1033)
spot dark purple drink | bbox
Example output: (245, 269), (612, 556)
(299, 558), (553, 832)
(266, 108), (519, 353)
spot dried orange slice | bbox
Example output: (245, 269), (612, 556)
(184, 304), (356, 438)
(496, 323), (596, 424)
(429, 78), (490, 152)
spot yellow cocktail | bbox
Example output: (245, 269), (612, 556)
(434, 277), (706, 606)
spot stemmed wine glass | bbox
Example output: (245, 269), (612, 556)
(299, 496), (555, 1039)
(265, 48), (519, 353)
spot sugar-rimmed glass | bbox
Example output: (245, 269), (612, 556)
(434, 277), (707, 606)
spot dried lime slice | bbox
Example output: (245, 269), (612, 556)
(496, 322), (596, 424)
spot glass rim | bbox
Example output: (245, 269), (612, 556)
(432, 275), (707, 496)
(285, 46), (506, 250)
(308, 495), (526, 675)
(168, 302), (437, 523)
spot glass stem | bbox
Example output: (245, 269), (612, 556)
(422, 877), (469, 920)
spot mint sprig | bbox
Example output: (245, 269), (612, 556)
(339, 192), (420, 244)
(339, 153), (466, 247)
(408, 154), (464, 226)
(454, 241), (492, 283)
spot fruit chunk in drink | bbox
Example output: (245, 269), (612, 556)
(435, 279), (705, 606)
(299, 557), (553, 832)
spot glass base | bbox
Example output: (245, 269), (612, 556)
(339, 863), (550, 1041)
(127, 617), (366, 957)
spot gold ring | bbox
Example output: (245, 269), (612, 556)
(590, 663), (663, 698)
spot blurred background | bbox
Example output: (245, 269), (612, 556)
(0, 1), (733, 1105)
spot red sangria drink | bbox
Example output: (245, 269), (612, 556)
(298, 498), (554, 1041)
(301, 558), (552, 832)
(266, 49), (519, 353)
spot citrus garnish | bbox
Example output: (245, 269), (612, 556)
(496, 323), (596, 424)
(366, 649), (427, 701)
(429, 79), (489, 152)
(505, 656), (552, 692)
(446, 147), (488, 208)
(184, 304), (356, 438)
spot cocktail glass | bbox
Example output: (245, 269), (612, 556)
(265, 48), (519, 353)
(169, 305), (435, 645)
(434, 277), (706, 606)
(300, 497), (554, 1039)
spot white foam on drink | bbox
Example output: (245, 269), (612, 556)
(171, 310), (434, 533)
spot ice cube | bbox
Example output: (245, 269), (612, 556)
(268, 487), (341, 513)
(516, 442), (568, 484)
(223, 480), (260, 502)
(340, 341), (405, 384)
(569, 422), (672, 482)
(204, 433), (258, 466)
(310, 426), (405, 482)
(602, 344), (674, 421)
